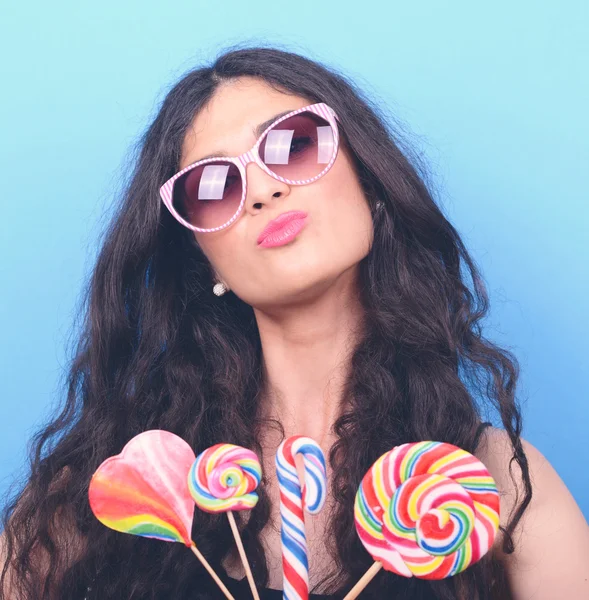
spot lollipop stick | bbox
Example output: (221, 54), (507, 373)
(189, 542), (236, 600)
(343, 562), (383, 600)
(227, 511), (260, 600)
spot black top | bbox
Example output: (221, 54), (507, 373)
(224, 578), (330, 599)
(223, 421), (494, 599)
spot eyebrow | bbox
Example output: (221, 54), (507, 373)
(185, 109), (294, 166)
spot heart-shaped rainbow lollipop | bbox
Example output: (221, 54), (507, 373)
(88, 430), (235, 600)
(89, 430), (195, 545)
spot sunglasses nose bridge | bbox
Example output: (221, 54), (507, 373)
(239, 149), (258, 167)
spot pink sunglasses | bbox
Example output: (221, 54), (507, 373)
(159, 102), (341, 233)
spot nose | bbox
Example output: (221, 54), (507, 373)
(243, 160), (291, 215)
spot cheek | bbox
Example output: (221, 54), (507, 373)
(193, 230), (242, 281)
(321, 165), (374, 254)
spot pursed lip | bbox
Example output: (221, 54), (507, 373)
(257, 210), (309, 245)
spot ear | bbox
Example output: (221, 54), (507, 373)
(212, 270), (230, 290)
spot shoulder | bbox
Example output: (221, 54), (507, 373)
(474, 426), (589, 599)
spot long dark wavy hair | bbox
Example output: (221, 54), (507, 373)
(1, 44), (531, 599)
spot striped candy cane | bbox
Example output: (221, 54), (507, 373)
(275, 435), (327, 600)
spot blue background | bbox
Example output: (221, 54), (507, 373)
(1, 1), (587, 517)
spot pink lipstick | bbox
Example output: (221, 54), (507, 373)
(257, 210), (308, 248)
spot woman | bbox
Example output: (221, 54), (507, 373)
(1, 46), (588, 600)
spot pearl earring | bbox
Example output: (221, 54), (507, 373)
(213, 282), (228, 297)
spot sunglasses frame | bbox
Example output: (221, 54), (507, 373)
(159, 102), (341, 233)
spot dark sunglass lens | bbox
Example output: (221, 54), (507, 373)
(172, 161), (243, 229)
(259, 111), (335, 181)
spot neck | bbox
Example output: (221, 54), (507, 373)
(254, 268), (365, 447)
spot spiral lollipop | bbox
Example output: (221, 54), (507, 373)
(88, 430), (235, 600)
(188, 444), (261, 512)
(276, 435), (327, 600)
(346, 441), (500, 598)
(189, 444), (263, 600)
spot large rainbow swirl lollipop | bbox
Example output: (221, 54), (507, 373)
(88, 430), (235, 600)
(276, 435), (328, 600)
(346, 441), (500, 599)
(188, 444), (263, 600)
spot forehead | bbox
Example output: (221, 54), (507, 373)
(180, 77), (313, 169)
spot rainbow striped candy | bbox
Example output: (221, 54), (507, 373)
(188, 443), (262, 512)
(276, 436), (327, 600)
(88, 430), (196, 546)
(354, 441), (500, 580)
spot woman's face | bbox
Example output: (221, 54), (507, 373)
(179, 76), (374, 310)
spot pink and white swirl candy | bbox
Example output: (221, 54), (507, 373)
(188, 443), (262, 513)
(354, 441), (500, 579)
(276, 435), (327, 600)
